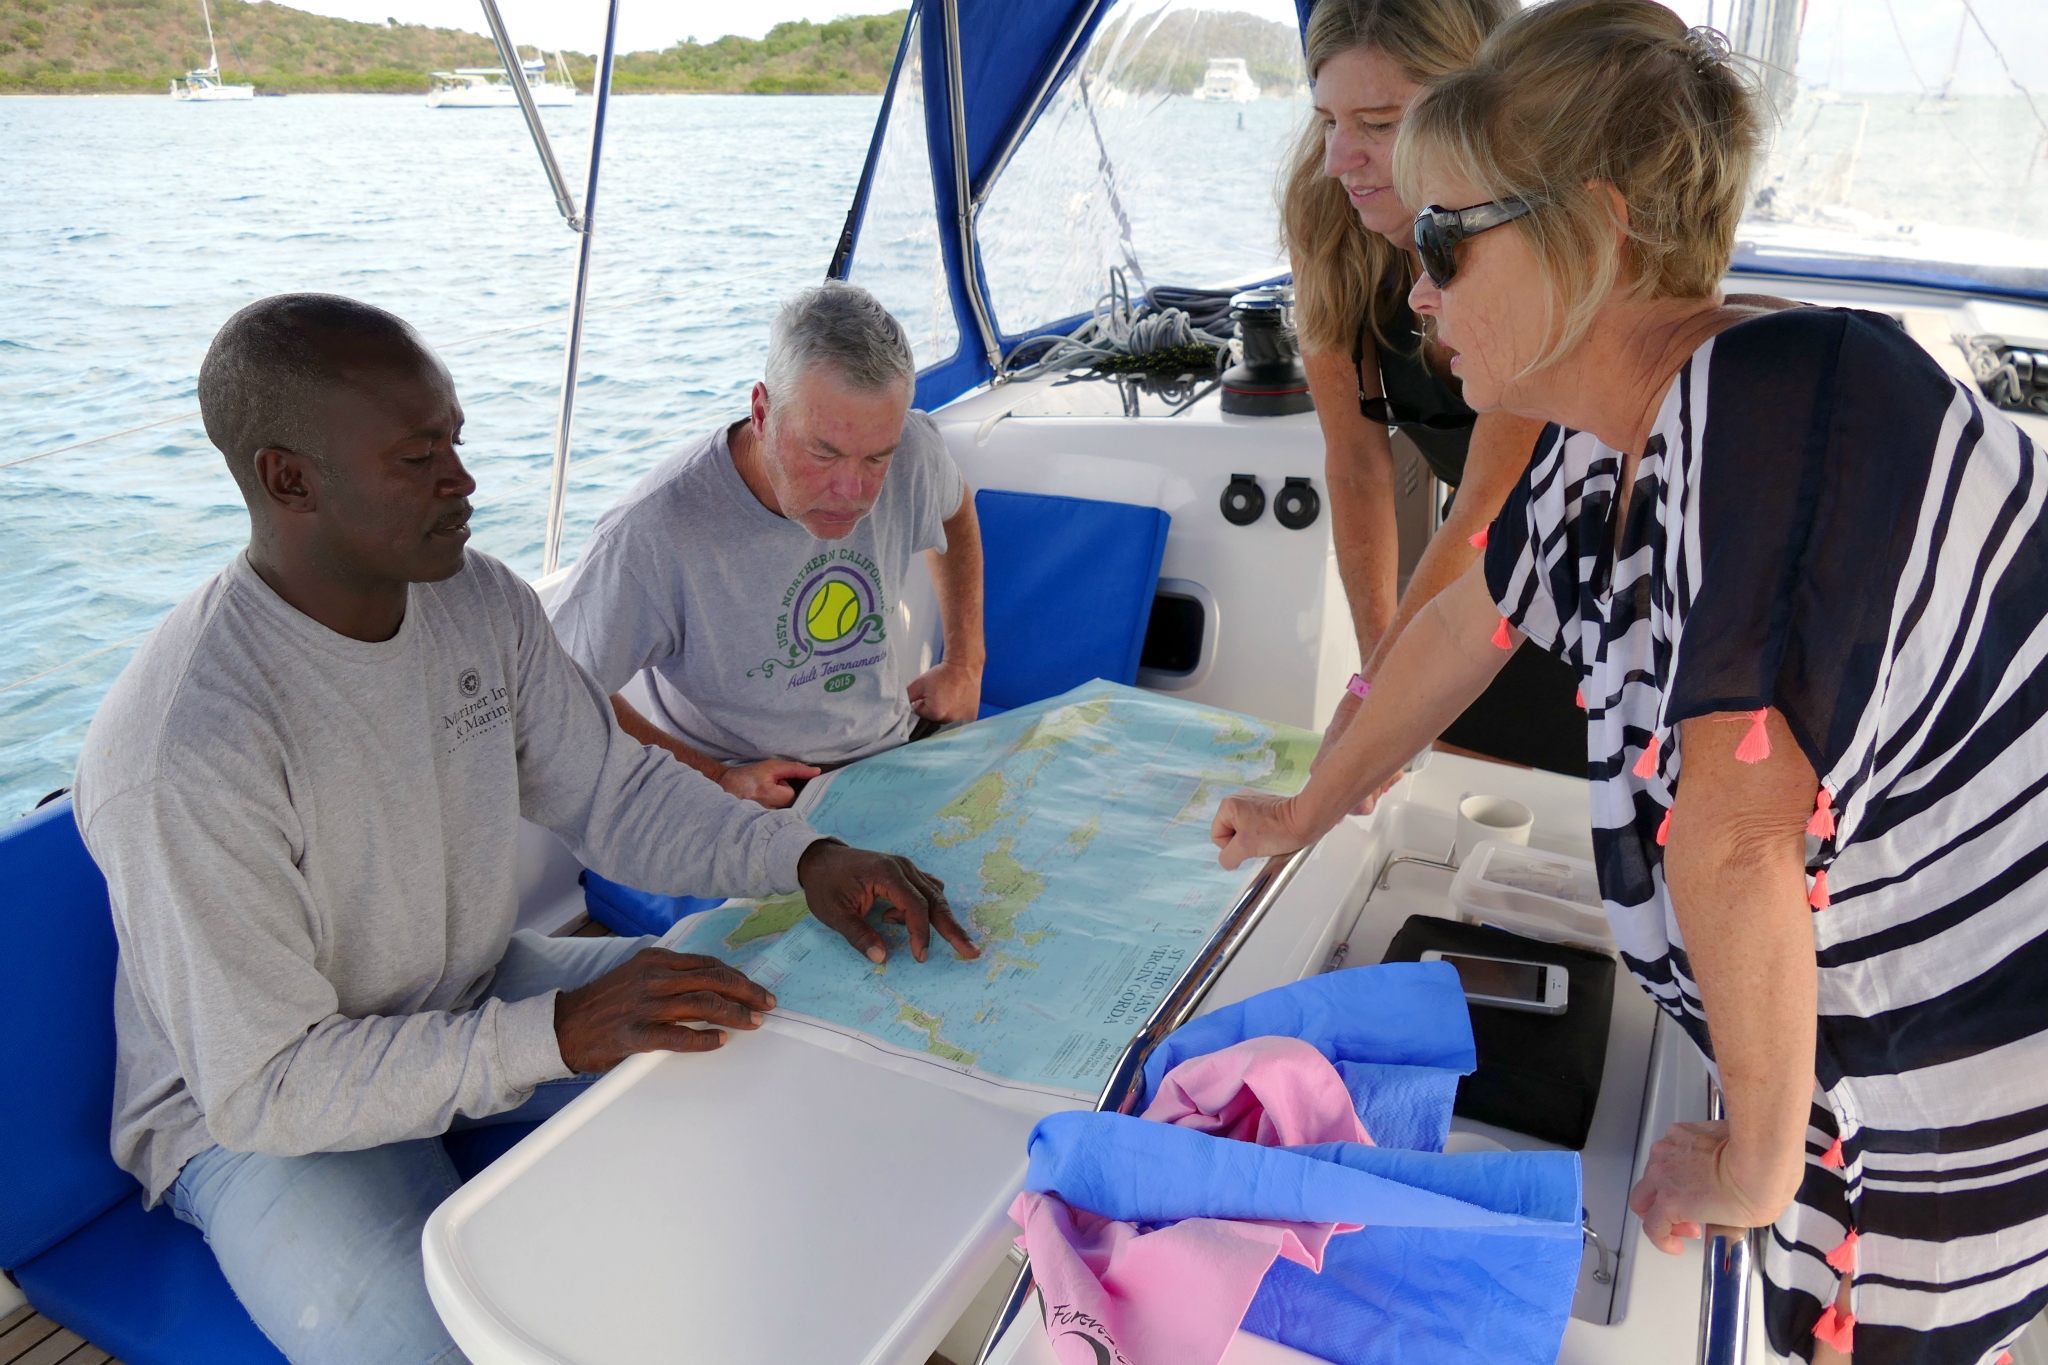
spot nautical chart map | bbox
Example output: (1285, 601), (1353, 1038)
(667, 681), (1317, 1100)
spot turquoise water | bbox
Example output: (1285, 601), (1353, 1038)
(1, 93), (879, 819)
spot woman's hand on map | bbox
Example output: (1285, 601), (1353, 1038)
(719, 759), (822, 809)
(1211, 791), (1314, 871)
(554, 948), (775, 1072)
(797, 839), (982, 965)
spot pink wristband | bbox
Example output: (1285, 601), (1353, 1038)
(1346, 673), (1371, 700)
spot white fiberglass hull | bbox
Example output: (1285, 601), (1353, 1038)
(171, 82), (254, 100)
(427, 85), (575, 109)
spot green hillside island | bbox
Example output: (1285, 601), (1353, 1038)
(2, 4), (1299, 97)
(0, 0), (910, 95)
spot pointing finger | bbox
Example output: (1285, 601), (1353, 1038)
(812, 897), (889, 964)
(930, 900), (980, 960)
(875, 863), (935, 962)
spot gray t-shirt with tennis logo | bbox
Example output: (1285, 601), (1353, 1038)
(548, 411), (963, 767)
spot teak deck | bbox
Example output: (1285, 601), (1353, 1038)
(0, 1307), (117, 1365)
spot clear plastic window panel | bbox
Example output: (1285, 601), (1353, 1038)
(1670, 0), (2048, 293)
(976, 0), (1309, 338)
(846, 12), (961, 372)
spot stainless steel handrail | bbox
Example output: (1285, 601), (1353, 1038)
(971, 846), (1316, 1365)
(1696, 1084), (1755, 1365)
(940, 0), (1005, 379)
(540, 0), (619, 576)
(476, 0), (621, 576)
(479, 0), (581, 231)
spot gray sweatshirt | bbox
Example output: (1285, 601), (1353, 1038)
(74, 550), (820, 1203)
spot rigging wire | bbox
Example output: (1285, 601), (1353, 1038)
(0, 422), (702, 696)
(3, 261), (811, 473)
(1873, 0), (1998, 189)
(0, 631), (154, 698)
(1956, 0), (2048, 139)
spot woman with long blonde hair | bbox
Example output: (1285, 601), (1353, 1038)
(1284, 0), (1575, 778)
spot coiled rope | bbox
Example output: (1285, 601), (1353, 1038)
(999, 269), (1235, 383)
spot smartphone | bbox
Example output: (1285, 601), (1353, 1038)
(1421, 950), (1570, 1015)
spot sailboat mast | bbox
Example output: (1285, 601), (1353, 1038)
(1938, 12), (1966, 102)
(199, 0), (219, 72)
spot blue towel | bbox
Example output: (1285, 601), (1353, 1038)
(1142, 962), (1477, 1154)
(1334, 1061), (1464, 1154)
(1026, 965), (1584, 1365)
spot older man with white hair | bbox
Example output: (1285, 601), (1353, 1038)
(549, 281), (984, 811)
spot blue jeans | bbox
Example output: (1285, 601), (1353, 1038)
(167, 930), (653, 1365)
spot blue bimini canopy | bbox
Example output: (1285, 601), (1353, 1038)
(830, 0), (1120, 410)
(829, 0), (1325, 411)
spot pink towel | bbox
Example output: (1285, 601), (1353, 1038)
(1012, 1036), (1372, 1365)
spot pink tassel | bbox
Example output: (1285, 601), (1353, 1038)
(1632, 732), (1662, 779)
(2000, 1353), (2015, 1365)
(1822, 1136), (1846, 1169)
(1656, 809), (1671, 846)
(1808, 787), (1836, 840)
(1812, 1305), (1855, 1354)
(1491, 616), (1514, 650)
(1825, 1230), (1859, 1274)
(1468, 526), (1490, 549)
(1810, 867), (1831, 911)
(1734, 708), (1772, 763)
(1575, 687), (1587, 710)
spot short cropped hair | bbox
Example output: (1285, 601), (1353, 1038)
(761, 281), (915, 411)
(198, 293), (424, 493)
(1394, 0), (1765, 369)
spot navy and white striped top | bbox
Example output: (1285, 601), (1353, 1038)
(1485, 308), (2048, 1363)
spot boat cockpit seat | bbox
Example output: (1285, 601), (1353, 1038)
(974, 489), (1171, 717)
(0, 798), (528, 1363)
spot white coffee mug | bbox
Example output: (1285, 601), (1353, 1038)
(1455, 793), (1534, 865)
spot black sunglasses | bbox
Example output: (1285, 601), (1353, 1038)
(1413, 199), (1534, 288)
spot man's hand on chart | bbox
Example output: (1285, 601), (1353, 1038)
(1211, 791), (1313, 871)
(553, 948), (774, 1072)
(718, 758), (821, 809)
(907, 659), (982, 724)
(1628, 1119), (1792, 1255)
(798, 839), (982, 965)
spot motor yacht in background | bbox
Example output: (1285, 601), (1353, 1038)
(167, 0), (253, 101)
(427, 54), (577, 108)
(1192, 56), (1260, 101)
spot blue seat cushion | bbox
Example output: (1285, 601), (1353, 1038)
(580, 870), (726, 938)
(974, 489), (1171, 711)
(0, 799), (137, 1270)
(13, 1193), (287, 1365)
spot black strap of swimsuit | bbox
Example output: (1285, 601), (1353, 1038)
(1353, 316), (1372, 418)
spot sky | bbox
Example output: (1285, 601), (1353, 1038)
(298, 0), (2047, 94)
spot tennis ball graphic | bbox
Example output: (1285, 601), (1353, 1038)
(806, 579), (861, 643)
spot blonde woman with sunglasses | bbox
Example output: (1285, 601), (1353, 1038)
(1223, 2), (2048, 1359)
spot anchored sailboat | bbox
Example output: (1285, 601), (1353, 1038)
(168, 0), (253, 101)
